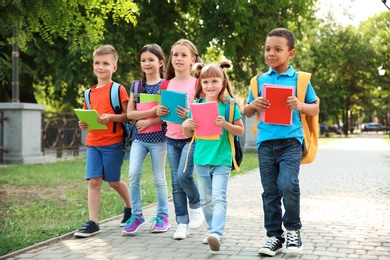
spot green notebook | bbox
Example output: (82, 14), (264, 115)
(73, 109), (108, 130)
(140, 93), (161, 104)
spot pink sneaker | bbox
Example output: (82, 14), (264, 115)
(121, 215), (145, 235)
(150, 216), (170, 233)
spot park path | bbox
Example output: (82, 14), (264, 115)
(2, 137), (390, 259)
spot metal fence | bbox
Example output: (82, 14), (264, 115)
(41, 112), (83, 158)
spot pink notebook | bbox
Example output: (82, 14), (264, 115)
(136, 101), (162, 133)
(261, 84), (294, 125)
(190, 101), (222, 137)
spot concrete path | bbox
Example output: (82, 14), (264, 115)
(3, 137), (390, 259)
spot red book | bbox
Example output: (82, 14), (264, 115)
(261, 84), (294, 125)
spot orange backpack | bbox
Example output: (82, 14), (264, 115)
(249, 71), (320, 164)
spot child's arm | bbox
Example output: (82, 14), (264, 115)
(215, 116), (244, 136)
(286, 96), (319, 116)
(136, 117), (164, 132)
(182, 118), (197, 138)
(127, 92), (158, 120)
(244, 97), (270, 118)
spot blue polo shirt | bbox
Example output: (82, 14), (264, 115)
(247, 66), (317, 147)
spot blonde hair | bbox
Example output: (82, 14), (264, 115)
(192, 60), (234, 102)
(165, 39), (202, 80)
(93, 44), (118, 64)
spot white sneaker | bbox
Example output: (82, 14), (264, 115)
(188, 207), (204, 229)
(207, 234), (221, 251)
(173, 224), (189, 240)
(202, 230), (211, 244)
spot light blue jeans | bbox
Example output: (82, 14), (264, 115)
(167, 137), (201, 224)
(128, 140), (169, 217)
(258, 138), (302, 241)
(195, 164), (231, 237)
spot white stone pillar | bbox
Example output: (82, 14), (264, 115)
(0, 103), (45, 164)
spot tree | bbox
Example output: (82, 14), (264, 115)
(0, 0), (138, 104)
(0, 0), (319, 110)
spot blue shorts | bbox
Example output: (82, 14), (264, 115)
(85, 141), (125, 182)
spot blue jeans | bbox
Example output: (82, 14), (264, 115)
(195, 165), (230, 237)
(258, 138), (302, 240)
(167, 137), (201, 224)
(128, 140), (169, 217)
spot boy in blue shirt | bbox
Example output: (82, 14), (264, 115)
(244, 28), (319, 256)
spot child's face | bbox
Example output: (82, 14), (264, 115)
(140, 51), (163, 78)
(93, 54), (117, 81)
(264, 36), (295, 74)
(171, 44), (195, 74)
(201, 77), (223, 101)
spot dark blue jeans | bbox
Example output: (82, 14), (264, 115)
(258, 138), (302, 241)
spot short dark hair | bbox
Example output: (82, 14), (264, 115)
(267, 28), (295, 50)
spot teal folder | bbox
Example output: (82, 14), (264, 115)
(160, 90), (187, 124)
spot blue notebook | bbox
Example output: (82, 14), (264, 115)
(161, 90), (188, 124)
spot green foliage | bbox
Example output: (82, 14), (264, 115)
(0, 0), (318, 107)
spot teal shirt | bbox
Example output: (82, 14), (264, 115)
(189, 100), (242, 167)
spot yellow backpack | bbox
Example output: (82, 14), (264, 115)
(249, 71), (320, 164)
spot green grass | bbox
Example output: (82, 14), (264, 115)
(0, 152), (259, 257)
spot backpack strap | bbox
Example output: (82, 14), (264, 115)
(226, 98), (240, 172)
(160, 80), (170, 91)
(250, 72), (262, 134)
(84, 88), (91, 110)
(297, 71), (311, 102)
(110, 82), (122, 133)
(132, 80), (143, 104)
(183, 98), (198, 173)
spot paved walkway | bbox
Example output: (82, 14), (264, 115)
(3, 137), (390, 259)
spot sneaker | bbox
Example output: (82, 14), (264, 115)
(150, 216), (170, 233)
(257, 236), (283, 256)
(286, 230), (303, 253)
(202, 230), (211, 244)
(188, 207), (204, 229)
(74, 220), (100, 238)
(122, 214), (145, 235)
(207, 234), (221, 251)
(120, 207), (132, 227)
(173, 224), (189, 239)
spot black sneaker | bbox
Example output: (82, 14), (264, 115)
(286, 229), (303, 253)
(120, 207), (132, 227)
(74, 220), (100, 238)
(257, 236), (283, 256)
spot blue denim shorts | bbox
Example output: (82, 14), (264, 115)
(85, 141), (125, 182)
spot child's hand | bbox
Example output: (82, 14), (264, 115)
(98, 114), (112, 124)
(286, 96), (303, 110)
(136, 119), (149, 132)
(214, 115), (226, 127)
(182, 118), (198, 130)
(156, 105), (169, 117)
(78, 121), (88, 131)
(176, 106), (188, 119)
(251, 97), (270, 111)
